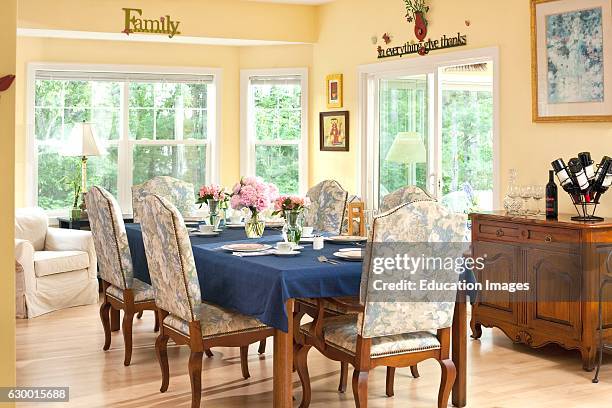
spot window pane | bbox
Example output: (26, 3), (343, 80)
(87, 147), (119, 197)
(64, 81), (91, 108)
(37, 144), (80, 210)
(155, 83), (179, 108)
(254, 108), (279, 141)
(92, 82), (121, 108)
(129, 108), (154, 140)
(155, 109), (175, 140)
(278, 109), (301, 140)
(35, 108), (62, 141)
(92, 109), (120, 141)
(132, 145), (207, 188)
(183, 83), (207, 109)
(35, 80), (64, 107)
(184, 109), (207, 140)
(253, 83), (302, 142)
(255, 145), (299, 195)
(129, 83), (154, 108)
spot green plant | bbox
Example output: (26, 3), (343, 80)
(62, 167), (82, 209)
(404, 0), (429, 22)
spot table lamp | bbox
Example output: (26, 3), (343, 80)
(385, 131), (426, 185)
(62, 122), (106, 217)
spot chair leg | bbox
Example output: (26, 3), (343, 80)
(258, 338), (267, 354)
(99, 301), (111, 351)
(153, 310), (159, 332)
(410, 364), (420, 378)
(122, 311), (135, 366)
(155, 333), (170, 392)
(438, 359), (456, 408)
(189, 351), (204, 408)
(338, 362), (349, 393)
(295, 344), (312, 408)
(205, 349), (214, 358)
(137, 310), (143, 319)
(110, 307), (120, 332)
(240, 346), (250, 379)
(385, 367), (395, 397)
(352, 370), (369, 408)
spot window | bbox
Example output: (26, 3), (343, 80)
(241, 69), (308, 195)
(359, 48), (499, 213)
(29, 65), (220, 212)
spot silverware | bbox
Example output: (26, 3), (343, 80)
(317, 255), (340, 265)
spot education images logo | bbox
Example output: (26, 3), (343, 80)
(371, 253), (530, 294)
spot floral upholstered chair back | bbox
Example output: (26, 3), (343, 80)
(86, 186), (134, 290)
(358, 200), (468, 339)
(140, 194), (201, 323)
(131, 176), (195, 223)
(304, 180), (348, 234)
(379, 185), (434, 212)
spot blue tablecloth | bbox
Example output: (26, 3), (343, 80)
(125, 224), (362, 332)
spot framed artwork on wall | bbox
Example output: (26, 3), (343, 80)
(326, 74), (343, 108)
(531, 0), (612, 122)
(320, 111), (349, 152)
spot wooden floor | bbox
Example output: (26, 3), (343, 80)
(16, 301), (612, 408)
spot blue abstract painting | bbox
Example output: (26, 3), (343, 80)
(546, 7), (604, 104)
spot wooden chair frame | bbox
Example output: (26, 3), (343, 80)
(295, 299), (456, 408)
(100, 280), (159, 366)
(155, 308), (275, 408)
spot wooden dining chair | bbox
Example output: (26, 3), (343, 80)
(379, 185), (435, 212)
(131, 176), (196, 223)
(140, 194), (275, 408)
(295, 200), (468, 408)
(86, 186), (158, 366)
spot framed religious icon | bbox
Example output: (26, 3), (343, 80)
(320, 111), (349, 152)
(326, 74), (343, 108)
(531, 0), (612, 122)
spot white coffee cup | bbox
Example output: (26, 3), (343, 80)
(230, 215), (242, 224)
(276, 242), (293, 253)
(302, 226), (314, 237)
(199, 224), (215, 233)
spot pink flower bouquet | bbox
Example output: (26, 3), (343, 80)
(272, 195), (311, 217)
(196, 184), (228, 204)
(230, 176), (279, 215)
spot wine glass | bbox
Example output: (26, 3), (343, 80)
(520, 186), (533, 215)
(531, 185), (544, 216)
(508, 184), (522, 215)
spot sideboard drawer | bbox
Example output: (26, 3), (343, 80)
(475, 222), (521, 241)
(525, 227), (580, 244)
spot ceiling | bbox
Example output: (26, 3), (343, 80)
(246, 0), (335, 5)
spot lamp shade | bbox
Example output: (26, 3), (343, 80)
(62, 122), (106, 157)
(385, 132), (426, 164)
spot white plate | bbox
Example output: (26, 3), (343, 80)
(192, 231), (219, 237)
(221, 243), (272, 252)
(271, 249), (301, 257)
(326, 235), (368, 243)
(275, 244), (304, 250)
(333, 251), (364, 261)
(226, 223), (245, 228)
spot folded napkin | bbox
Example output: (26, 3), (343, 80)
(339, 248), (364, 252)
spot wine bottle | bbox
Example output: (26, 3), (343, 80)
(568, 158), (591, 202)
(551, 158), (573, 190)
(578, 152), (596, 180)
(546, 170), (558, 220)
(592, 156), (612, 202)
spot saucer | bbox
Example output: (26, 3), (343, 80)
(192, 231), (219, 237)
(271, 249), (301, 257)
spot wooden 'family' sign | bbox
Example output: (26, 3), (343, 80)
(122, 8), (181, 38)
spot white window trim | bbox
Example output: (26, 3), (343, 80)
(26, 62), (222, 216)
(240, 68), (309, 195)
(357, 46), (500, 210)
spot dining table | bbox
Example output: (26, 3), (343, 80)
(122, 223), (467, 407)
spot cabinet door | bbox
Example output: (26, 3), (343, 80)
(473, 241), (520, 325)
(526, 248), (581, 340)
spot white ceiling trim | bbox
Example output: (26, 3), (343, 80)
(17, 28), (310, 46)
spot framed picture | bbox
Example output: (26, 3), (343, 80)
(320, 111), (349, 152)
(531, 0), (612, 122)
(326, 74), (343, 108)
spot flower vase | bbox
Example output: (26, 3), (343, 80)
(283, 210), (303, 245)
(207, 199), (220, 229)
(245, 211), (265, 238)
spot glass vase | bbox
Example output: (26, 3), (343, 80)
(245, 211), (265, 238)
(207, 199), (220, 229)
(283, 210), (303, 245)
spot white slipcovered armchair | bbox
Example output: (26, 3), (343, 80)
(14, 208), (98, 318)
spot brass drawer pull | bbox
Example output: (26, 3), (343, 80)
(545, 235), (553, 242)
(496, 228), (504, 237)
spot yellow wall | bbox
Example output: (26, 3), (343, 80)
(311, 0), (612, 215)
(0, 0), (17, 400)
(18, 0), (318, 43)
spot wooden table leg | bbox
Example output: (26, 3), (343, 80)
(273, 299), (294, 408)
(110, 307), (120, 332)
(452, 290), (467, 407)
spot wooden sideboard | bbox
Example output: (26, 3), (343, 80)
(469, 212), (612, 371)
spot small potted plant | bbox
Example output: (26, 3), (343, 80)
(64, 171), (82, 221)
